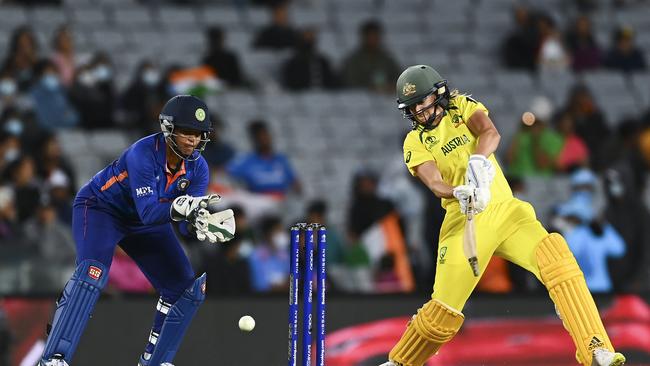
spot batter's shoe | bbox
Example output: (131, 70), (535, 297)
(593, 348), (626, 366)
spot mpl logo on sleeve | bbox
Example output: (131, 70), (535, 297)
(136, 186), (154, 197)
(88, 266), (103, 280)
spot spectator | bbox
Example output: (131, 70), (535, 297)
(0, 185), (17, 241)
(555, 169), (626, 293)
(281, 28), (338, 90)
(603, 26), (647, 72)
(29, 59), (79, 130)
(120, 60), (166, 134)
(46, 169), (73, 225)
(202, 115), (235, 172)
(50, 25), (76, 87)
(603, 120), (650, 291)
(340, 19), (400, 92)
(374, 253), (402, 293)
(203, 26), (245, 87)
(0, 68), (19, 112)
(506, 97), (563, 177)
(201, 205), (252, 294)
(69, 52), (116, 129)
(7, 155), (40, 223)
(227, 120), (300, 197)
(305, 200), (346, 268)
(22, 200), (74, 265)
(565, 15), (602, 72)
(248, 215), (289, 292)
(347, 169), (394, 239)
(1, 26), (39, 91)
(564, 84), (611, 171)
(252, 2), (299, 50)
(36, 134), (75, 188)
(0, 133), (20, 176)
(536, 14), (570, 72)
(555, 111), (590, 171)
(501, 5), (538, 71)
(0, 107), (27, 140)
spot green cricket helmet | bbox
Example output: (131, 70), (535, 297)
(396, 65), (450, 130)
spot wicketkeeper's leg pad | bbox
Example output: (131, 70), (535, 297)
(42, 260), (108, 362)
(388, 299), (464, 366)
(145, 273), (207, 366)
(536, 233), (615, 365)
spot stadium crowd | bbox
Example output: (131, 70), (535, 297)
(0, 0), (649, 302)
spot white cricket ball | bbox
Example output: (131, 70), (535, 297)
(238, 315), (255, 332)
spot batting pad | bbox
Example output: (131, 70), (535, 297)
(389, 299), (464, 366)
(536, 233), (614, 365)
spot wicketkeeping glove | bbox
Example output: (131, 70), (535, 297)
(171, 194), (223, 243)
(203, 209), (236, 243)
(170, 194), (222, 222)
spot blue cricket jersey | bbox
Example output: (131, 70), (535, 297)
(86, 133), (209, 226)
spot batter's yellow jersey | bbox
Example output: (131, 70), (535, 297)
(403, 94), (512, 210)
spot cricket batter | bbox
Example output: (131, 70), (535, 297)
(39, 95), (236, 366)
(380, 65), (626, 366)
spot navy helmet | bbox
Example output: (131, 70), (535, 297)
(159, 95), (212, 160)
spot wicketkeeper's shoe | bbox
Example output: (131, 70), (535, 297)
(592, 348), (626, 366)
(39, 356), (69, 366)
(138, 354), (174, 366)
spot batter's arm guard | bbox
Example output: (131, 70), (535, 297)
(536, 233), (615, 365)
(146, 273), (207, 366)
(41, 260), (109, 363)
(389, 299), (464, 366)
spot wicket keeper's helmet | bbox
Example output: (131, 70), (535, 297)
(159, 95), (212, 161)
(396, 65), (450, 130)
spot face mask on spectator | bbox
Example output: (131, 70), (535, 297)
(271, 231), (289, 250)
(142, 69), (160, 86)
(4, 118), (23, 136)
(94, 64), (112, 82)
(79, 71), (95, 87)
(4, 147), (19, 162)
(0, 79), (17, 96)
(42, 74), (60, 90)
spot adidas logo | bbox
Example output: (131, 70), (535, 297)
(588, 335), (605, 351)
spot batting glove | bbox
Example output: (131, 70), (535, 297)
(453, 184), (489, 215)
(466, 154), (495, 189)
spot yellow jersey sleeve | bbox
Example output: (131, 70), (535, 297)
(403, 131), (434, 176)
(456, 94), (489, 124)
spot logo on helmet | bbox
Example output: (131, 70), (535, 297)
(402, 83), (417, 97)
(195, 108), (206, 122)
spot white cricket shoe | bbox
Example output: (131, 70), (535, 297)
(378, 362), (401, 366)
(592, 348), (626, 366)
(39, 359), (69, 366)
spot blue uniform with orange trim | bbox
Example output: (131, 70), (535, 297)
(41, 95), (215, 366)
(73, 132), (207, 290)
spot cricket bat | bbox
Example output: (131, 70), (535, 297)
(463, 196), (479, 277)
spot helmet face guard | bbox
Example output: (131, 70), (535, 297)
(399, 80), (450, 130)
(160, 117), (211, 161)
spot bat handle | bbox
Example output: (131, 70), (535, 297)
(468, 257), (479, 277)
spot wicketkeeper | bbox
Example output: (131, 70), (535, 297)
(39, 95), (236, 366)
(379, 65), (626, 366)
